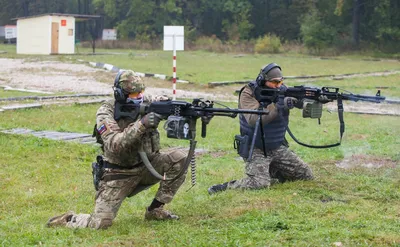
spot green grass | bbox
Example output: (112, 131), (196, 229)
(72, 50), (400, 85)
(0, 88), (51, 98)
(0, 43), (17, 54)
(0, 103), (399, 246)
(0, 104), (96, 132)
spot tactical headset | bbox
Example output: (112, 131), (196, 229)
(255, 63), (282, 86)
(113, 70), (127, 103)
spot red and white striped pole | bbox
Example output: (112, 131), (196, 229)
(172, 34), (177, 100)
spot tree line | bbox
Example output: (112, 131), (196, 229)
(0, 0), (399, 53)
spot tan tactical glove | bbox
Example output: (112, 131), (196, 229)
(141, 112), (163, 128)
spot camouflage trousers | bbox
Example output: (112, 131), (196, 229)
(228, 145), (313, 190)
(66, 148), (187, 229)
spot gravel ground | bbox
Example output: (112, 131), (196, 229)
(0, 58), (235, 101)
(0, 58), (112, 93)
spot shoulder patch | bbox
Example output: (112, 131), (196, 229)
(97, 123), (108, 135)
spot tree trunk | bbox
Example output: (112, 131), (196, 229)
(23, 0), (30, 16)
(352, 0), (360, 48)
(77, 0), (82, 40)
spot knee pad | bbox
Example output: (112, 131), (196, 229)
(167, 149), (187, 164)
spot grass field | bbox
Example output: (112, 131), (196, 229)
(0, 103), (399, 246)
(0, 44), (399, 246)
(3, 44), (400, 85)
(0, 88), (50, 98)
(73, 49), (400, 85)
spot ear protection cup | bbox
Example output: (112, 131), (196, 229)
(256, 63), (282, 86)
(256, 74), (265, 85)
(113, 70), (126, 103)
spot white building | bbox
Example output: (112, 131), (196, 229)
(12, 13), (100, 55)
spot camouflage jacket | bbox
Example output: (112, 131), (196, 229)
(96, 96), (161, 167)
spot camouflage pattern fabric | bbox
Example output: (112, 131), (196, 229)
(61, 97), (187, 229)
(228, 146), (313, 190)
(96, 99), (159, 166)
(65, 149), (187, 229)
(230, 81), (312, 190)
(118, 70), (144, 93)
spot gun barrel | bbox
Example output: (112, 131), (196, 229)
(341, 94), (386, 103)
(197, 107), (268, 115)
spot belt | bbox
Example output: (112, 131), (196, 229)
(103, 160), (143, 170)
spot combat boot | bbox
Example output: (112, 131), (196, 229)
(207, 182), (229, 195)
(144, 206), (179, 221)
(46, 211), (74, 227)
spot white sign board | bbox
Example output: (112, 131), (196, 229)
(102, 29), (117, 40)
(5, 26), (17, 39)
(163, 26), (184, 51)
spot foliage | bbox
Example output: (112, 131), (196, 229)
(248, 0), (311, 41)
(220, 0), (253, 41)
(368, 0), (400, 53)
(300, 10), (337, 53)
(0, 0), (399, 53)
(254, 34), (282, 54)
(192, 35), (223, 52)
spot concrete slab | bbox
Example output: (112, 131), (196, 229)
(2, 104), (42, 110)
(0, 128), (94, 143)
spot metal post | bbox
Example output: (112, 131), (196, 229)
(172, 34), (177, 100)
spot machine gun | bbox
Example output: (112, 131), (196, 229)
(116, 98), (269, 183)
(254, 85), (385, 105)
(253, 85), (385, 149)
(118, 98), (269, 139)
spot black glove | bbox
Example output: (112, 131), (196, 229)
(318, 95), (332, 104)
(141, 112), (163, 128)
(201, 115), (213, 125)
(283, 97), (298, 110)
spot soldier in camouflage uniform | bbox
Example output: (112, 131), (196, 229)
(208, 63), (314, 194)
(47, 70), (188, 229)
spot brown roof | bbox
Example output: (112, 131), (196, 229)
(11, 13), (101, 21)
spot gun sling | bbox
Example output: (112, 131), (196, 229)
(287, 96), (344, 148)
(139, 139), (197, 181)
